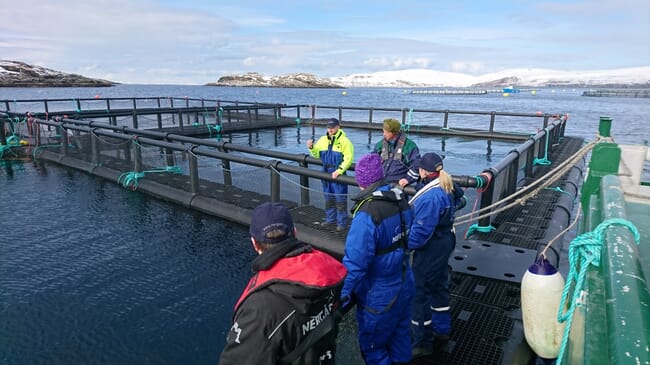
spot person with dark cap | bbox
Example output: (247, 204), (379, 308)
(407, 152), (466, 358)
(373, 118), (421, 188)
(340, 153), (415, 365)
(307, 118), (355, 231)
(219, 202), (347, 365)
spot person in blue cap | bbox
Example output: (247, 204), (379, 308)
(307, 118), (354, 231)
(219, 202), (347, 365)
(407, 152), (466, 358)
(341, 153), (415, 365)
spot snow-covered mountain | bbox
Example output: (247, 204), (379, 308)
(2, 59), (649, 88)
(329, 67), (650, 88)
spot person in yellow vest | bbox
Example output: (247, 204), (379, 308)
(307, 118), (355, 231)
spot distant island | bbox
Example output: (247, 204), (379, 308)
(0, 60), (115, 87)
(206, 72), (342, 88)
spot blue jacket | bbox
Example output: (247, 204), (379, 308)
(341, 182), (414, 312)
(408, 180), (464, 250)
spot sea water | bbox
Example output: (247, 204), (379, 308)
(1, 85), (648, 364)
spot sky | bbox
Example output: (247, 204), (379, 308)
(1, 0), (649, 85)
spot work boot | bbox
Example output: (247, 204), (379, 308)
(411, 346), (433, 359)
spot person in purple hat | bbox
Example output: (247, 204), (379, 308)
(219, 202), (347, 365)
(407, 152), (466, 358)
(340, 153), (415, 365)
(307, 117), (355, 231)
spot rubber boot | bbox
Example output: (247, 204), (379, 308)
(336, 201), (347, 230)
(410, 320), (433, 358)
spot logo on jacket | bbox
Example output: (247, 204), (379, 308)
(230, 322), (243, 344)
(302, 303), (332, 335)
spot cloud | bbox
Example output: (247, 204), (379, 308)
(362, 57), (431, 69)
(0, 0), (647, 84)
(450, 62), (485, 74)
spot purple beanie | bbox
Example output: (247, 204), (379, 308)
(355, 154), (385, 188)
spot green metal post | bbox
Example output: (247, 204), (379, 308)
(598, 116), (612, 138)
(580, 118), (621, 224)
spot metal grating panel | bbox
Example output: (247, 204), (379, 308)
(429, 335), (504, 365)
(449, 298), (514, 340)
(451, 273), (521, 309)
(496, 222), (546, 240)
(475, 231), (540, 249)
(493, 210), (549, 228)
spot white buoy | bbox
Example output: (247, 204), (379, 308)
(521, 256), (565, 360)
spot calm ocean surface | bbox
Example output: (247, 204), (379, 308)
(1, 85), (648, 364)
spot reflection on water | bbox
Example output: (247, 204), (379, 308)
(0, 162), (368, 364)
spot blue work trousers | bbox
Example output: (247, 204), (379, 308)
(410, 232), (456, 348)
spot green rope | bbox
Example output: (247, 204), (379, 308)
(295, 117), (301, 129)
(465, 223), (496, 238)
(544, 186), (575, 202)
(117, 166), (182, 190)
(0, 144), (14, 159)
(473, 176), (484, 189)
(555, 218), (640, 365)
(403, 108), (414, 133)
(207, 124), (222, 141)
(533, 127), (552, 165)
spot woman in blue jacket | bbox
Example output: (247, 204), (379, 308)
(341, 153), (415, 365)
(408, 152), (465, 358)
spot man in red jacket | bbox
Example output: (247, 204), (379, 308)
(219, 202), (347, 365)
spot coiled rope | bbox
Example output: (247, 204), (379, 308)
(555, 218), (640, 365)
(118, 166), (182, 190)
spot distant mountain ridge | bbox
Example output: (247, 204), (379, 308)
(1, 59), (649, 88)
(328, 67), (650, 88)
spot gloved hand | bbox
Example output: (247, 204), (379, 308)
(340, 295), (352, 310)
(456, 196), (467, 210)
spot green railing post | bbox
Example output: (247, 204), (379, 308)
(598, 116), (612, 138)
(580, 118), (621, 224)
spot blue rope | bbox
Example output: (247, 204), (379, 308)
(555, 218), (640, 365)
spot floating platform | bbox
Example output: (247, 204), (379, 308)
(1, 97), (582, 365)
(411, 89), (488, 95)
(582, 89), (650, 98)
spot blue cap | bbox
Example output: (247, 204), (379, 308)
(326, 118), (340, 128)
(249, 202), (294, 244)
(420, 152), (444, 172)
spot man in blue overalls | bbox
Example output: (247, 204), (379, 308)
(307, 118), (354, 231)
